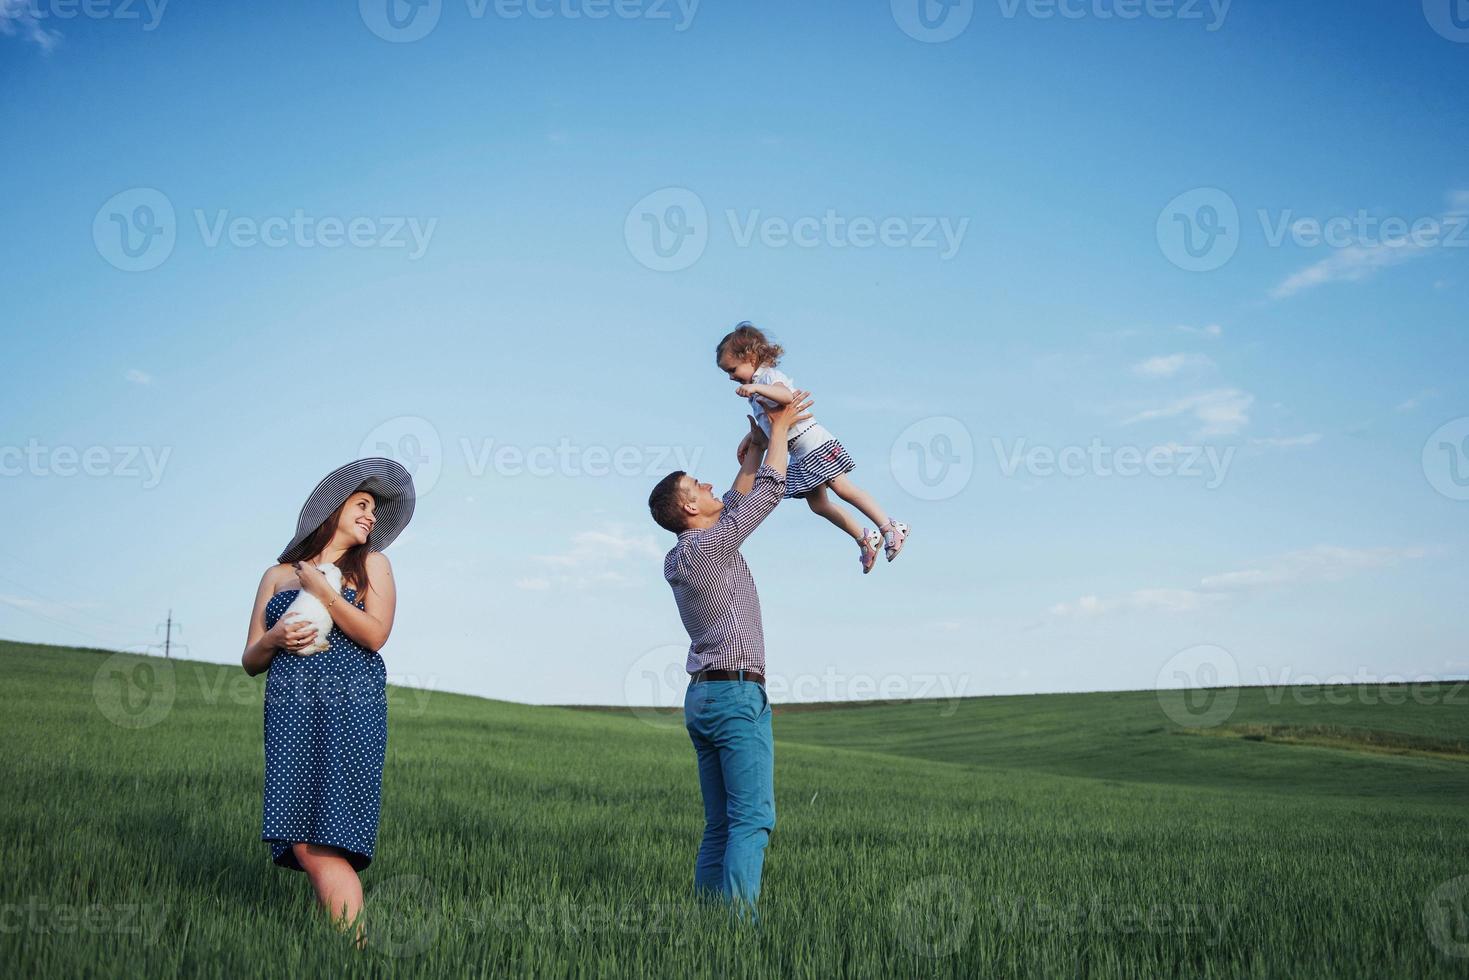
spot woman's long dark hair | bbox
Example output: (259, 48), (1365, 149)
(279, 487), (376, 602)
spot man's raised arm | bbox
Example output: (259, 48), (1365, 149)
(698, 391), (814, 560)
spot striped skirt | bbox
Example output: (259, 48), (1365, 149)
(783, 438), (856, 498)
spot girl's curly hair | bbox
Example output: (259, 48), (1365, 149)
(715, 321), (785, 368)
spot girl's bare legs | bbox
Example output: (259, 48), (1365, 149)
(808, 483), (882, 573)
(827, 474), (889, 529)
(830, 473), (910, 561)
(293, 843), (364, 934)
(805, 484), (865, 540)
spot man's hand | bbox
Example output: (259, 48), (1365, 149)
(737, 415), (769, 464)
(766, 390), (814, 434)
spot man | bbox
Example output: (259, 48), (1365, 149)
(647, 390), (814, 917)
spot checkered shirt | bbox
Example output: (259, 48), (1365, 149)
(663, 465), (785, 674)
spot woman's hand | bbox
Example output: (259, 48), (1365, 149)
(267, 614), (318, 654)
(293, 561), (336, 603)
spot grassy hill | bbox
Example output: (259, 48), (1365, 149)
(3, 638), (1467, 978)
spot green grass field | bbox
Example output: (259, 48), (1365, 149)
(3, 638), (1467, 978)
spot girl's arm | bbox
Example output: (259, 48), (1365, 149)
(735, 382), (794, 404)
(295, 552), (397, 652)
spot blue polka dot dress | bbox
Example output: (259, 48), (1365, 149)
(261, 586), (387, 872)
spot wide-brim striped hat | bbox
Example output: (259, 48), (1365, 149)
(277, 458), (416, 563)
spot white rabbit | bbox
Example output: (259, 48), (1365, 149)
(281, 563), (343, 655)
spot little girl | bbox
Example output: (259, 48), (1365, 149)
(716, 322), (909, 574)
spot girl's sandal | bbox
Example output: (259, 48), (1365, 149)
(880, 521), (910, 562)
(858, 528), (882, 574)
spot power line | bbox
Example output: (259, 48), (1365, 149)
(0, 594), (123, 647)
(155, 610), (186, 659)
(0, 565), (155, 637)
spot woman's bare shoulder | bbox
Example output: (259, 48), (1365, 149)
(260, 563), (298, 592)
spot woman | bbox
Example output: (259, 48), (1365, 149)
(241, 458), (415, 930)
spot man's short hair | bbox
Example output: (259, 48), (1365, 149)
(649, 471), (691, 534)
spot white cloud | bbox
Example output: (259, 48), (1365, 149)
(0, 0), (61, 51)
(1270, 241), (1428, 299)
(125, 369), (153, 386)
(0, 593), (94, 618)
(1132, 353), (1214, 379)
(1050, 545), (1427, 618)
(1175, 323), (1223, 338)
(528, 525), (662, 589)
(1395, 389), (1438, 413)
(1122, 388), (1253, 437)
(1050, 588), (1219, 617)
(1249, 433), (1321, 449)
(1267, 188), (1469, 301)
(1198, 545), (1425, 592)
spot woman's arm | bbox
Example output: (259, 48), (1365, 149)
(242, 566), (316, 676)
(296, 552), (397, 652)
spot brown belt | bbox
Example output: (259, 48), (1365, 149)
(689, 669), (765, 686)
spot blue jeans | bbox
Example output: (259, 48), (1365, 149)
(683, 678), (775, 915)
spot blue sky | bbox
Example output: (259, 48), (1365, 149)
(2, 0), (1466, 707)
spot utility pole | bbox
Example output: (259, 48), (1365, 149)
(156, 611), (181, 658)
